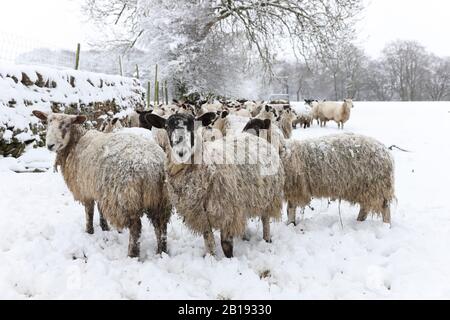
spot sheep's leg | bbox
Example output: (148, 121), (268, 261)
(220, 230), (234, 258)
(382, 203), (391, 224)
(242, 228), (251, 241)
(357, 207), (369, 222)
(262, 216), (272, 243)
(128, 217), (142, 258)
(97, 203), (110, 231)
(84, 201), (95, 234)
(287, 203), (297, 226)
(203, 229), (216, 257)
(152, 208), (170, 254)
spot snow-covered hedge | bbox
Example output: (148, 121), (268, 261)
(0, 64), (145, 157)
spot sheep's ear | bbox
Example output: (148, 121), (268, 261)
(196, 112), (217, 127)
(221, 110), (229, 119)
(112, 118), (120, 125)
(243, 119), (255, 133)
(265, 105), (270, 112)
(32, 110), (48, 121)
(146, 114), (167, 129)
(73, 115), (87, 125)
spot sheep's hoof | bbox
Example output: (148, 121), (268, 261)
(100, 225), (110, 232)
(221, 241), (234, 258)
(128, 247), (140, 259)
(265, 238), (273, 244)
(86, 227), (94, 235)
(156, 243), (168, 255)
(287, 221), (297, 227)
(128, 252), (140, 259)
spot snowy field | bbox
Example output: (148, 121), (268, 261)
(1, 102), (450, 299)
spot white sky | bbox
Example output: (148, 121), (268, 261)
(0, 0), (449, 58)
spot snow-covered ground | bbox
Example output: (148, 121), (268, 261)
(0, 102), (449, 299)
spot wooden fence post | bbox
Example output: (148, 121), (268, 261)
(75, 43), (81, 70)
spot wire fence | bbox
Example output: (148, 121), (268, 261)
(0, 31), (139, 77)
(0, 31), (174, 105)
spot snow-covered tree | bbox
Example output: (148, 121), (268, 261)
(82, 0), (363, 97)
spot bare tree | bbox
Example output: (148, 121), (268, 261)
(364, 60), (395, 101)
(82, 0), (363, 95)
(425, 56), (450, 101)
(382, 41), (430, 101)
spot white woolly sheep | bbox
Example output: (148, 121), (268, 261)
(33, 111), (172, 258)
(146, 113), (285, 258)
(318, 99), (354, 129)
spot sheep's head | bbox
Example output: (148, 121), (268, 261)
(344, 99), (354, 108)
(137, 110), (155, 130)
(99, 117), (121, 133)
(243, 118), (272, 137)
(145, 112), (217, 164)
(32, 111), (86, 152)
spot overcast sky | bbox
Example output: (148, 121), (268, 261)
(0, 0), (449, 58)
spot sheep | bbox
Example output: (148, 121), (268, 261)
(242, 118), (286, 157)
(292, 112), (313, 129)
(256, 105), (278, 122)
(197, 102), (224, 116)
(125, 111), (140, 128)
(317, 99), (354, 129)
(281, 133), (395, 225)
(145, 113), (285, 258)
(99, 117), (123, 133)
(243, 101), (259, 116)
(277, 108), (296, 139)
(137, 110), (171, 153)
(211, 111), (250, 137)
(310, 101), (320, 125)
(32, 111), (171, 258)
(250, 103), (264, 117)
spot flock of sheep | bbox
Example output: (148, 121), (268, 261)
(32, 97), (395, 259)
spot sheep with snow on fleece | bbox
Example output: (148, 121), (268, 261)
(146, 113), (285, 258)
(32, 111), (171, 258)
(282, 133), (395, 225)
(318, 99), (354, 129)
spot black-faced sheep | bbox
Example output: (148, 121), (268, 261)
(33, 111), (172, 258)
(242, 123), (395, 225)
(145, 113), (285, 258)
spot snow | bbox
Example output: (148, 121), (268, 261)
(1, 101), (450, 299)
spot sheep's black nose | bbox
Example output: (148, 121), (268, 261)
(178, 151), (184, 158)
(47, 144), (55, 151)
